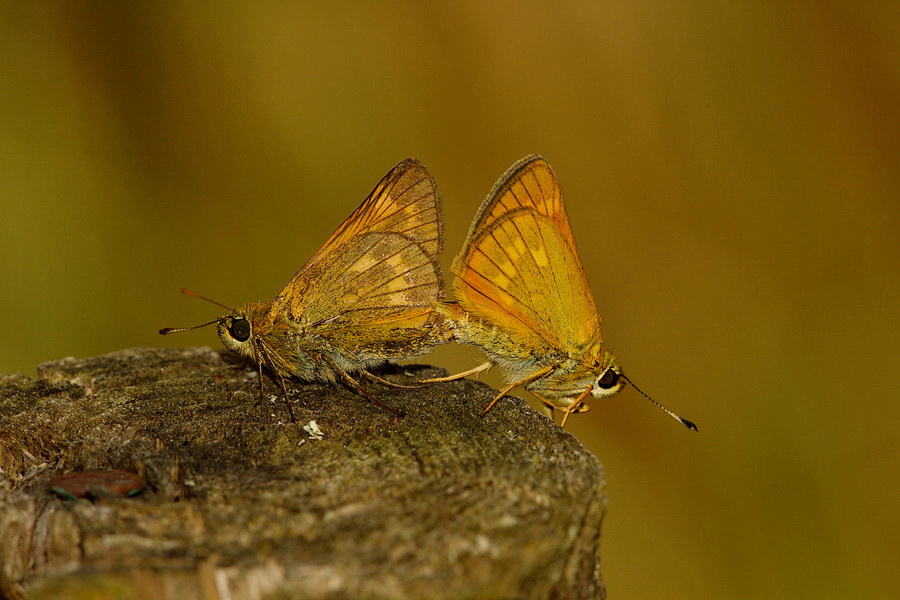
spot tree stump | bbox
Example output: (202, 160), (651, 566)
(0, 347), (607, 599)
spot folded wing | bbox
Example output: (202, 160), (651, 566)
(453, 155), (600, 353)
(275, 159), (444, 354)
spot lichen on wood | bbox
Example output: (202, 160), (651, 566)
(0, 347), (607, 599)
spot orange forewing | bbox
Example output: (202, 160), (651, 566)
(273, 159), (445, 354)
(298, 159), (441, 271)
(452, 155), (601, 352)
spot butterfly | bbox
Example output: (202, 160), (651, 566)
(428, 155), (696, 430)
(161, 158), (449, 417)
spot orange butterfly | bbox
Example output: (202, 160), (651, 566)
(431, 155), (696, 429)
(162, 158), (449, 416)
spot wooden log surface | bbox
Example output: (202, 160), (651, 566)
(0, 347), (607, 599)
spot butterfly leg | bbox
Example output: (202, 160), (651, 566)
(275, 374), (297, 424)
(251, 354), (297, 424)
(253, 361), (274, 419)
(559, 386), (593, 428)
(481, 364), (556, 416)
(419, 361), (494, 384)
(532, 395), (557, 421)
(342, 372), (406, 418)
(320, 356), (405, 418)
(256, 360), (265, 402)
(532, 393), (590, 415)
(362, 370), (425, 390)
(541, 403), (555, 421)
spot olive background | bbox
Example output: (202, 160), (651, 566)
(2, 3), (898, 598)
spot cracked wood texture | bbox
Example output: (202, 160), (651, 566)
(0, 347), (607, 600)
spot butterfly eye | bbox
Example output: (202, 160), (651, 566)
(229, 318), (251, 342)
(597, 369), (619, 389)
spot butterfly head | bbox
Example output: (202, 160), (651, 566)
(216, 302), (270, 360)
(578, 349), (626, 400)
(523, 348), (624, 406)
(591, 363), (625, 398)
(575, 350), (698, 430)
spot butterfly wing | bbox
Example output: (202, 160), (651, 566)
(274, 158), (445, 358)
(452, 155), (601, 355)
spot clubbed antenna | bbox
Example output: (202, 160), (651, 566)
(621, 374), (698, 431)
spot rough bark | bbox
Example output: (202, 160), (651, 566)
(0, 347), (606, 599)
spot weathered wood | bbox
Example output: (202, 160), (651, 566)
(0, 347), (607, 599)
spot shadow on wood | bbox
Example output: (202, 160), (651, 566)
(0, 347), (607, 599)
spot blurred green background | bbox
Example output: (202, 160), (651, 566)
(3, 2), (898, 598)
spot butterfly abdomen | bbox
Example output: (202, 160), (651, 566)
(437, 301), (556, 377)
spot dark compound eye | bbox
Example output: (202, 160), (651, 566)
(229, 318), (251, 342)
(597, 369), (619, 389)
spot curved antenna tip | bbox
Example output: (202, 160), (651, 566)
(621, 373), (698, 432)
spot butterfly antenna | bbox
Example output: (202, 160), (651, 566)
(159, 318), (222, 336)
(620, 374), (698, 431)
(179, 288), (235, 311)
(159, 289), (233, 335)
